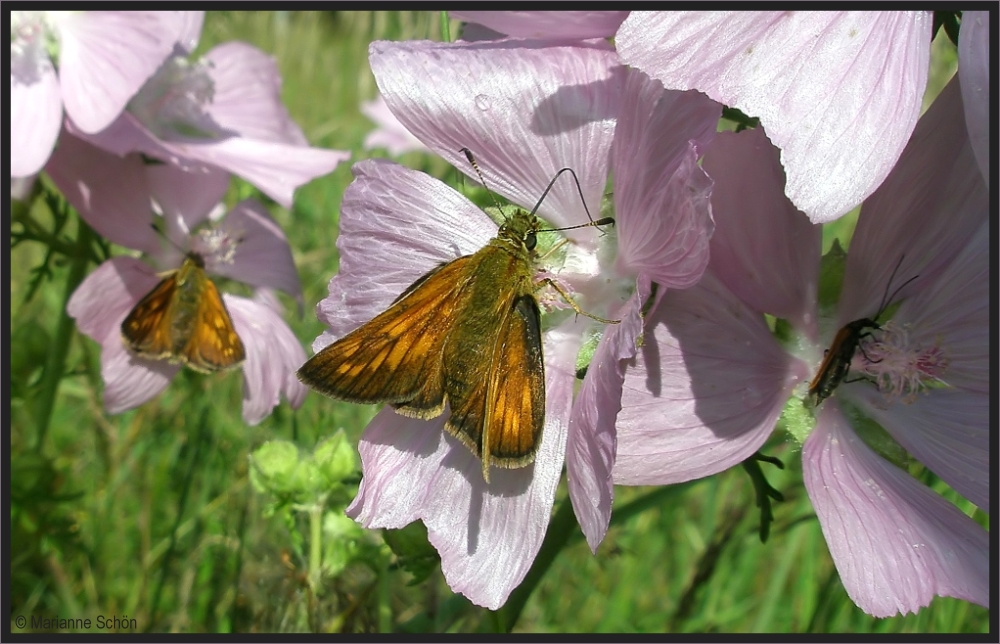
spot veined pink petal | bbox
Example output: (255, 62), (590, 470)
(360, 96), (428, 155)
(851, 387), (989, 513)
(369, 39), (622, 235)
(211, 200), (303, 303)
(566, 294), (644, 553)
(451, 11), (628, 39)
(57, 11), (182, 133)
(226, 293), (307, 426)
(617, 11), (931, 223)
(613, 272), (808, 485)
(11, 40), (62, 177)
(73, 111), (348, 211)
(101, 337), (179, 413)
(892, 220), (988, 394)
(67, 257), (179, 413)
(839, 78), (987, 325)
(958, 11), (989, 184)
(701, 128), (822, 337)
(802, 405), (988, 617)
(314, 159), (497, 351)
(612, 70), (718, 288)
(347, 331), (577, 610)
(44, 132), (161, 255)
(146, 161), (230, 238)
(202, 41), (309, 146)
(160, 135), (348, 211)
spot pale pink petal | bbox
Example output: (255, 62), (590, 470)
(839, 78), (987, 325)
(101, 334), (180, 413)
(451, 11), (628, 39)
(211, 200), (303, 302)
(360, 96), (428, 155)
(67, 257), (179, 413)
(958, 11), (989, 184)
(566, 294), (644, 552)
(11, 39), (62, 177)
(612, 70), (719, 288)
(202, 41), (309, 146)
(314, 159), (496, 351)
(57, 11), (182, 133)
(802, 405), (988, 616)
(226, 294), (308, 426)
(613, 272), (809, 485)
(146, 160), (230, 236)
(851, 388), (989, 513)
(72, 111), (348, 211)
(892, 220), (988, 394)
(347, 332), (577, 610)
(617, 11), (932, 223)
(44, 132), (161, 255)
(369, 39), (622, 235)
(160, 136), (349, 210)
(701, 128), (822, 337)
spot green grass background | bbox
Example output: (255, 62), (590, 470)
(9, 11), (989, 634)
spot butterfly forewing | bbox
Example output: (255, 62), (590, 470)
(297, 256), (479, 413)
(183, 275), (246, 373)
(122, 269), (181, 360)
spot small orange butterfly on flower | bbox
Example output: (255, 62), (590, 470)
(121, 252), (246, 373)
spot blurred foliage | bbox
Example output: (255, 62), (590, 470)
(8, 10), (987, 635)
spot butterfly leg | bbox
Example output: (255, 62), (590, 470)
(537, 278), (620, 325)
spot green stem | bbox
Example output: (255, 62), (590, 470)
(309, 503), (323, 593)
(439, 11), (451, 42)
(33, 219), (93, 452)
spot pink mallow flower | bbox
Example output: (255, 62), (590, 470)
(65, 22), (348, 209)
(612, 76), (988, 617)
(11, 10), (191, 177)
(59, 134), (307, 425)
(307, 39), (718, 609)
(616, 11), (933, 224)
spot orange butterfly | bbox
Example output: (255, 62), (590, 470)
(298, 152), (614, 482)
(121, 254), (246, 373)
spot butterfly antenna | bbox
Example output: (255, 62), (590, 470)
(460, 148), (507, 215)
(529, 166), (597, 225)
(874, 254), (919, 319)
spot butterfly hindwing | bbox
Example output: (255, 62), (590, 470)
(443, 289), (544, 473)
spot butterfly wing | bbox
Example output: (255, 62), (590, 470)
(181, 276), (246, 373)
(297, 255), (478, 416)
(121, 271), (180, 360)
(444, 290), (545, 479)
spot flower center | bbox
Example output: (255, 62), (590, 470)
(855, 321), (950, 403)
(128, 56), (220, 140)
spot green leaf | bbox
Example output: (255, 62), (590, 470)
(383, 522), (440, 586)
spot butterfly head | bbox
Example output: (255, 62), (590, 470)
(498, 209), (541, 253)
